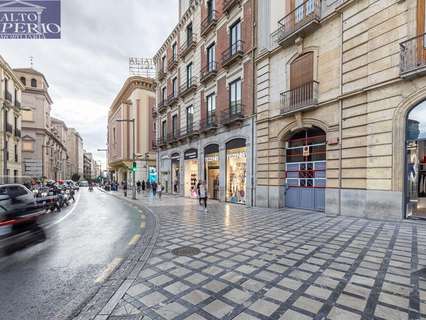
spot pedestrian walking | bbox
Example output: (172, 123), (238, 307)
(157, 182), (163, 200)
(141, 180), (146, 193)
(123, 181), (128, 197)
(137, 180), (141, 193)
(199, 181), (208, 212)
(196, 181), (201, 205)
(152, 181), (157, 197)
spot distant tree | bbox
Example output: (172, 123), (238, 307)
(71, 173), (80, 182)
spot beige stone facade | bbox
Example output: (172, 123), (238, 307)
(107, 76), (156, 184)
(0, 55), (24, 183)
(255, 0), (426, 219)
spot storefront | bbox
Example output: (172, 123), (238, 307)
(226, 139), (247, 204)
(204, 144), (219, 200)
(148, 166), (157, 184)
(171, 153), (180, 194)
(184, 148), (198, 198)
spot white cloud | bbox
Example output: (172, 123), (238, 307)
(0, 0), (178, 168)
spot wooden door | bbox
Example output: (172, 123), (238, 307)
(417, 0), (426, 63)
(290, 52), (314, 107)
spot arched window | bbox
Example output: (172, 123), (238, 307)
(20, 77), (26, 86)
(30, 78), (37, 88)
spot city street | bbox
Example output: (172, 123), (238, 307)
(73, 192), (426, 320)
(0, 188), (144, 320)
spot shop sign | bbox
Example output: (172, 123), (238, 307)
(205, 154), (219, 162)
(171, 153), (180, 160)
(184, 149), (198, 160)
(227, 151), (246, 159)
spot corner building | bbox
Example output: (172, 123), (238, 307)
(256, 0), (426, 220)
(154, 0), (255, 205)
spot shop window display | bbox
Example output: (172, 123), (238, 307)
(226, 146), (247, 204)
(205, 152), (219, 200)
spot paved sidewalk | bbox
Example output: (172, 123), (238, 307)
(84, 191), (426, 320)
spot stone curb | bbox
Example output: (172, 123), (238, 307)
(60, 190), (160, 320)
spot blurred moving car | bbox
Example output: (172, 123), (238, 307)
(79, 181), (89, 187)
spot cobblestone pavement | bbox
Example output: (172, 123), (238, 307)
(101, 192), (426, 320)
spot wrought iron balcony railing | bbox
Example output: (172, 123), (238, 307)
(200, 62), (218, 84)
(400, 33), (426, 78)
(272, 0), (321, 47)
(179, 77), (198, 98)
(157, 136), (168, 147)
(221, 101), (245, 125)
(200, 113), (218, 132)
(222, 40), (244, 68)
(223, 0), (240, 13)
(152, 106), (158, 118)
(167, 56), (178, 72)
(167, 92), (179, 106)
(157, 99), (168, 113)
(180, 122), (200, 138)
(180, 35), (197, 58)
(157, 69), (167, 81)
(280, 80), (319, 115)
(201, 10), (218, 37)
(151, 139), (157, 150)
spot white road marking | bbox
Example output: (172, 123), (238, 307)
(128, 234), (141, 246)
(46, 192), (81, 228)
(95, 257), (123, 283)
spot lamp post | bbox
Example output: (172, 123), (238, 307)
(116, 118), (136, 200)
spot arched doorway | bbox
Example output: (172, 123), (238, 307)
(285, 127), (326, 211)
(406, 102), (426, 218)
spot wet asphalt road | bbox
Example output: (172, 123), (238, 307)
(0, 188), (143, 320)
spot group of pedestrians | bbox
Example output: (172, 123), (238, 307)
(118, 178), (209, 211)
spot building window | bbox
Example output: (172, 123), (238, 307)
(22, 141), (34, 152)
(172, 77), (178, 96)
(14, 144), (18, 162)
(20, 77), (26, 86)
(229, 79), (242, 114)
(172, 114), (178, 137)
(230, 20), (241, 54)
(13, 170), (18, 183)
(186, 105), (194, 131)
(14, 116), (17, 130)
(207, 0), (215, 19)
(207, 43), (215, 71)
(161, 56), (166, 72)
(113, 127), (116, 144)
(186, 63), (193, 86)
(186, 22), (193, 45)
(31, 78), (37, 88)
(161, 120), (167, 139)
(162, 87), (167, 102)
(5, 141), (8, 161)
(207, 93), (216, 123)
(290, 52), (314, 105)
(172, 42), (177, 60)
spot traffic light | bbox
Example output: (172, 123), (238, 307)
(131, 161), (137, 172)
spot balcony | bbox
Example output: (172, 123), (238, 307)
(4, 90), (12, 104)
(200, 113), (218, 133)
(151, 139), (158, 150)
(272, 0), (321, 47)
(14, 128), (21, 138)
(167, 92), (179, 107)
(157, 69), (167, 82)
(223, 0), (240, 13)
(158, 99), (168, 113)
(6, 122), (13, 134)
(14, 100), (21, 108)
(400, 34), (426, 78)
(280, 81), (319, 115)
(179, 77), (198, 98)
(222, 40), (244, 68)
(221, 102), (245, 126)
(201, 10), (218, 37)
(180, 122), (200, 139)
(200, 62), (218, 84)
(167, 56), (178, 72)
(157, 136), (168, 147)
(152, 106), (158, 118)
(180, 35), (197, 58)
(168, 131), (181, 144)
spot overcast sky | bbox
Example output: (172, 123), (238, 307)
(1, 0), (178, 169)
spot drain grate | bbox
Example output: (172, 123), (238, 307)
(172, 246), (201, 257)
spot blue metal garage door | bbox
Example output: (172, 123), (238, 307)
(285, 128), (326, 211)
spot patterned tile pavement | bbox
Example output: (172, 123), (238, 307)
(105, 193), (426, 320)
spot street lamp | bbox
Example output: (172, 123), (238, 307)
(116, 118), (136, 200)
